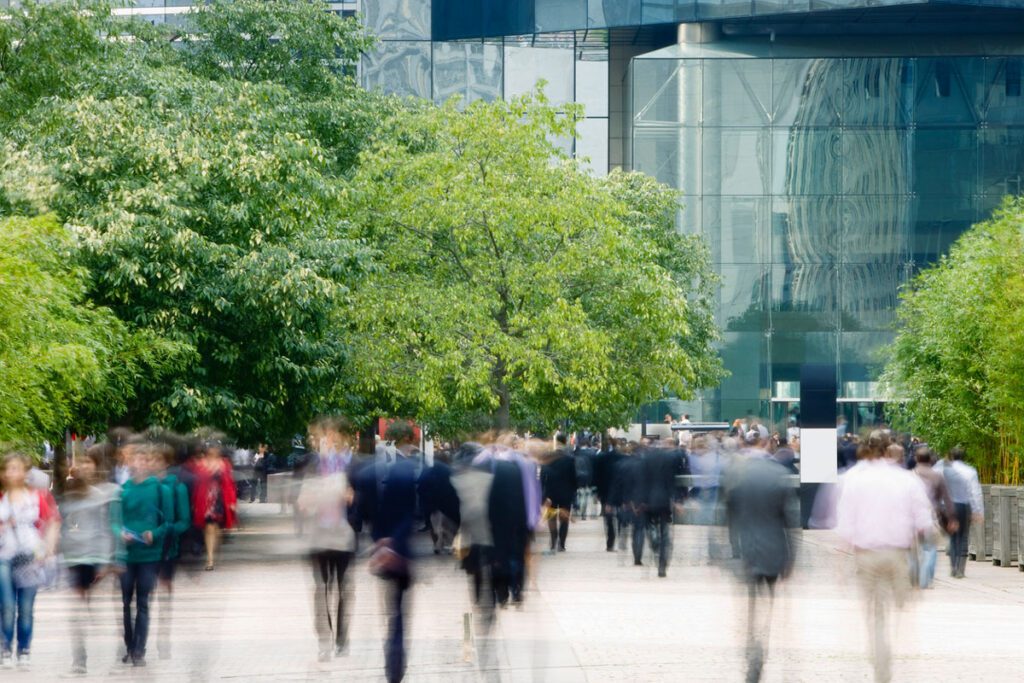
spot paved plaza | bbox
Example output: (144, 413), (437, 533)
(17, 504), (1024, 682)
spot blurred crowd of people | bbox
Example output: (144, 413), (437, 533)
(0, 415), (988, 682)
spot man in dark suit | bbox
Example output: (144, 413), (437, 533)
(637, 442), (688, 577)
(541, 434), (576, 553)
(725, 454), (798, 683)
(593, 436), (624, 551)
(367, 421), (419, 683)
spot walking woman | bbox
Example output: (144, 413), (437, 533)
(188, 437), (237, 571)
(60, 444), (120, 674)
(0, 451), (61, 669)
(296, 422), (356, 661)
(118, 442), (173, 667)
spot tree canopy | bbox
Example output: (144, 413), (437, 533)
(345, 94), (723, 435)
(0, 0), (388, 442)
(882, 197), (1024, 484)
(0, 1), (722, 445)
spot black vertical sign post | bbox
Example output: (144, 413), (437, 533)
(798, 363), (838, 528)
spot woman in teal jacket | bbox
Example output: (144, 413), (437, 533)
(117, 443), (173, 667)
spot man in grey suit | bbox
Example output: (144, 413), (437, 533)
(725, 454), (798, 683)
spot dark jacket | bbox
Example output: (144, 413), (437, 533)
(371, 454), (418, 559)
(611, 455), (644, 508)
(726, 457), (797, 579)
(641, 447), (686, 512)
(418, 461), (461, 525)
(488, 459), (529, 564)
(160, 473), (191, 560)
(541, 449), (577, 508)
(593, 447), (624, 504)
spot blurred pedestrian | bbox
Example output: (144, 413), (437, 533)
(152, 439), (190, 659)
(593, 437), (624, 551)
(836, 431), (932, 682)
(187, 436), (237, 571)
(117, 443), (173, 667)
(540, 434), (575, 553)
(939, 447), (983, 579)
(910, 447), (956, 589)
(418, 451), (460, 555)
(297, 424), (357, 662)
(725, 452), (798, 682)
(0, 451), (61, 669)
(60, 444), (119, 674)
(366, 420), (418, 683)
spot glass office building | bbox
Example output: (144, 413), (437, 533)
(100, 0), (1024, 425)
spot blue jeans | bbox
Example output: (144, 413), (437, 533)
(918, 541), (938, 589)
(120, 562), (159, 659)
(0, 560), (37, 654)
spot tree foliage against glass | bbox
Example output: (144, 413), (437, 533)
(883, 197), (1024, 485)
(345, 92), (723, 435)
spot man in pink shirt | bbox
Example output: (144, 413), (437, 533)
(836, 431), (933, 683)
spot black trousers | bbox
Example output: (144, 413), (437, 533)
(633, 510), (672, 573)
(383, 571), (411, 683)
(603, 508), (616, 550)
(311, 550), (353, 651)
(949, 502), (971, 572)
(121, 561), (159, 659)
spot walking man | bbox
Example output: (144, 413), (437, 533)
(836, 431), (932, 682)
(941, 447), (984, 578)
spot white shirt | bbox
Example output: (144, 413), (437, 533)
(836, 460), (934, 551)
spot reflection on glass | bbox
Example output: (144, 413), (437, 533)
(703, 128), (771, 195)
(536, 0), (587, 32)
(703, 59), (772, 127)
(362, 41), (432, 99)
(433, 41), (502, 105)
(363, 0), (431, 40)
(503, 45), (575, 105)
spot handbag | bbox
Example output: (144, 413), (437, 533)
(368, 544), (408, 578)
(11, 551), (44, 589)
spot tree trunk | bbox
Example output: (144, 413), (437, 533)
(493, 384), (511, 431)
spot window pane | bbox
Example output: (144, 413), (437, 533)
(362, 41), (432, 99)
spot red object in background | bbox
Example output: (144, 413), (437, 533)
(376, 418), (421, 443)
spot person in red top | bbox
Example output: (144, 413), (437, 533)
(187, 437), (237, 571)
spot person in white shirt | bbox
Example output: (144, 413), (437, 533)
(836, 431), (933, 683)
(939, 447), (984, 578)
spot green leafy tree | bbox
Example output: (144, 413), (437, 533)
(0, 214), (183, 446)
(0, 1), (388, 442)
(345, 93), (723, 435)
(185, 0), (374, 96)
(883, 197), (1024, 484)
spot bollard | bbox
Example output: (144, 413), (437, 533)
(970, 485), (993, 561)
(991, 486), (1019, 567)
(462, 611), (474, 663)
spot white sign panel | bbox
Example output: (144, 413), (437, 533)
(800, 428), (838, 484)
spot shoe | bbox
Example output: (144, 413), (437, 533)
(17, 652), (30, 668)
(543, 549), (556, 556)
(558, 545), (566, 552)
(121, 654), (132, 664)
(334, 644), (348, 657)
(658, 569), (667, 578)
(132, 656), (146, 667)
(1, 651), (12, 669)
(318, 649), (332, 663)
(70, 663), (87, 675)
(205, 564), (215, 571)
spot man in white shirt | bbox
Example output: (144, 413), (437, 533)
(836, 431), (933, 683)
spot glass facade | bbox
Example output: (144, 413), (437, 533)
(631, 41), (1024, 419)
(359, 0), (611, 174)
(433, 0), (1024, 40)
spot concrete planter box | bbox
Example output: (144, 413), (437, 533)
(970, 485), (993, 561)
(990, 486), (1020, 568)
